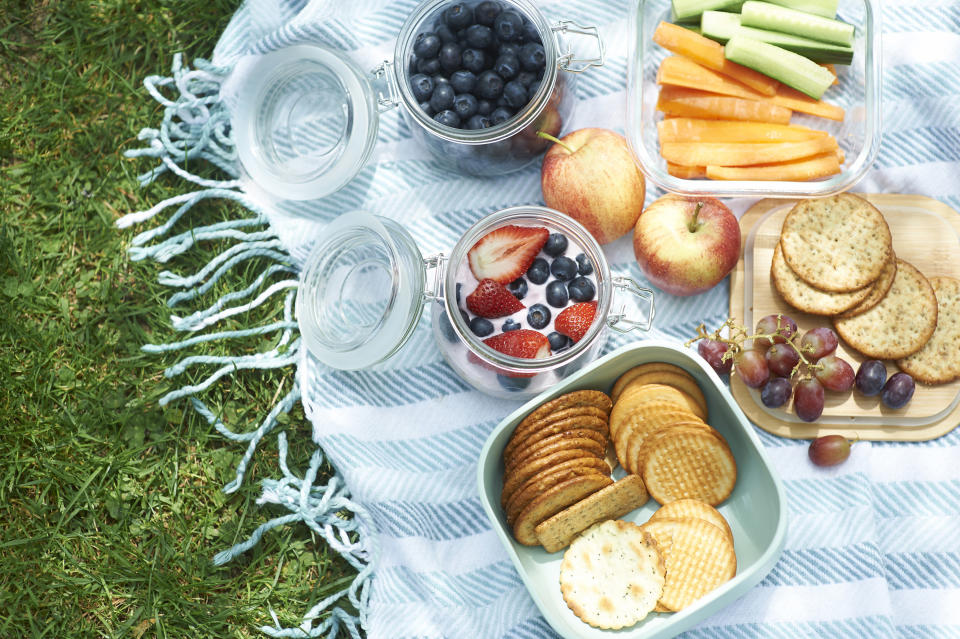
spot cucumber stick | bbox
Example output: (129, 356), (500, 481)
(740, 1), (854, 47)
(671, 0), (744, 22)
(763, 0), (838, 19)
(701, 12), (853, 63)
(725, 35), (836, 98)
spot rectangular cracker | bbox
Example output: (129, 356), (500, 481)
(535, 474), (649, 553)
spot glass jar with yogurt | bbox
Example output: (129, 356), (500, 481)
(297, 206), (655, 400)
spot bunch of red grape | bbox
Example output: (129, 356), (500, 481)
(691, 314), (915, 423)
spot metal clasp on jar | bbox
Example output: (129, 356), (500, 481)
(607, 276), (656, 333)
(553, 20), (605, 73)
(371, 60), (401, 112)
(422, 253), (447, 301)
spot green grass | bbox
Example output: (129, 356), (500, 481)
(1, 2), (356, 637)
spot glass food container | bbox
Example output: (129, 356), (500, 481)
(296, 206), (656, 400)
(232, 0), (605, 201)
(626, 0), (881, 198)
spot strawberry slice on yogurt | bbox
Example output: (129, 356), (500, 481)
(468, 225), (549, 284)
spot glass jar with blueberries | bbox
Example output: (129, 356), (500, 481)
(297, 206), (655, 400)
(229, 0), (604, 201)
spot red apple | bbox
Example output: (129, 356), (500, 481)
(540, 128), (646, 245)
(633, 194), (740, 296)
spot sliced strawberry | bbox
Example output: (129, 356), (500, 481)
(466, 279), (526, 318)
(468, 225), (549, 284)
(483, 329), (552, 360)
(555, 301), (598, 343)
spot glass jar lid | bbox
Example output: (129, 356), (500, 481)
(233, 45), (379, 201)
(297, 211), (427, 370)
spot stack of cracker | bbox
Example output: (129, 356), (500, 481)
(773, 193), (960, 383)
(609, 363), (737, 506)
(500, 390), (650, 548)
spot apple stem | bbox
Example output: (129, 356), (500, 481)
(536, 131), (574, 154)
(688, 201), (704, 234)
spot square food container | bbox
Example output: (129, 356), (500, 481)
(626, 0), (881, 198)
(477, 340), (787, 639)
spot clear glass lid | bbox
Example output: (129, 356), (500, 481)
(233, 45), (380, 201)
(296, 211), (427, 370)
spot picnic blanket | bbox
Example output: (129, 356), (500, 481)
(118, 0), (960, 637)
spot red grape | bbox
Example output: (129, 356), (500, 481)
(881, 372), (915, 409)
(801, 327), (839, 360)
(698, 339), (733, 375)
(735, 349), (770, 388)
(794, 378), (825, 422)
(760, 377), (792, 408)
(855, 360), (887, 396)
(754, 314), (798, 350)
(815, 355), (855, 392)
(765, 343), (800, 377)
(808, 434), (851, 467)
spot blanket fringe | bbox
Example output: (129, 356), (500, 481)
(118, 54), (374, 637)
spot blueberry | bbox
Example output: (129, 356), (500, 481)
(575, 253), (594, 276)
(443, 3), (473, 30)
(490, 106), (513, 125)
(429, 83), (455, 112)
(498, 42), (521, 58)
(416, 56), (441, 75)
(475, 70), (504, 100)
(469, 316), (494, 337)
(432, 74), (450, 86)
(546, 281), (569, 307)
(493, 53), (520, 80)
(434, 22), (457, 44)
(522, 18), (539, 43)
(497, 374), (531, 391)
(439, 42), (462, 72)
(502, 318), (521, 332)
(465, 24), (494, 50)
(519, 42), (546, 71)
(567, 276), (596, 302)
(526, 257), (549, 284)
(410, 73), (434, 103)
(543, 233), (568, 257)
(502, 80), (528, 108)
(461, 48), (486, 74)
(547, 331), (571, 352)
(414, 32), (442, 59)
(527, 304), (551, 330)
(550, 256), (577, 281)
(516, 70), (537, 87)
(453, 93), (479, 120)
(476, 99), (494, 116)
(433, 109), (461, 128)
(507, 277), (528, 300)
(449, 69), (476, 93)
(465, 114), (491, 129)
(475, 1), (502, 26)
(418, 101), (435, 117)
(494, 10), (524, 42)
(527, 81), (541, 102)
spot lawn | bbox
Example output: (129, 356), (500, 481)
(1, 2), (354, 637)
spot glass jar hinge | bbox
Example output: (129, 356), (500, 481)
(371, 61), (401, 112)
(607, 276), (656, 333)
(553, 21), (605, 73)
(423, 253), (447, 301)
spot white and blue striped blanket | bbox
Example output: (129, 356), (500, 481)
(121, 0), (960, 637)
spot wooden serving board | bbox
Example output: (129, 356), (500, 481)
(729, 193), (960, 441)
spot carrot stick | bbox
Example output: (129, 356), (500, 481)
(657, 56), (763, 100)
(657, 86), (792, 124)
(661, 136), (839, 167)
(652, 21), (779, 96)
(705, 152), (842, 180)
(666, 162), (707, 179)
(658, 118), (829, 143)
(770, 85), (845, 121)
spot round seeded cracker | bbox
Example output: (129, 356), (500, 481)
(897, 277), (960, 384)
(504, 415), (608, 468)
(834, 259), (938, 360)
(771, 241), (873, 315)
(501, 455), (610, 509)
(834, 255), (897, 319)
(512, 474), (613, 545)
(780, 193), (893, 292)
(503, 405), (609, 461)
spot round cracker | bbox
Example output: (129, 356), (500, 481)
(610, 385), (706, 437)
(771, 241), (872, 315)
(625, 419), (712, 476)
(897, 277), (960, 384)
(650, 499), (733, 545)
(642, 428), (736, 506)
(640, 518), (736, 611)
(503, 405), (610, 461)
(834, 254), (897, 319)
(612, 403), (706, 473)
(617, 373), (708, 420)
(502, 449), (603, 501)
(501, 455), (611, 509)
(504, 415), (609, 468)
(512, 474), (613, 545)
(780, 193), (893, 292)
(513, 390), (612, 436)
(504, 430), (608, 476)
(833, 259), (938, 360)
(506, 466), (608, 526)
(559, 520), (665, 629)
(611, 363), (697, 403)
